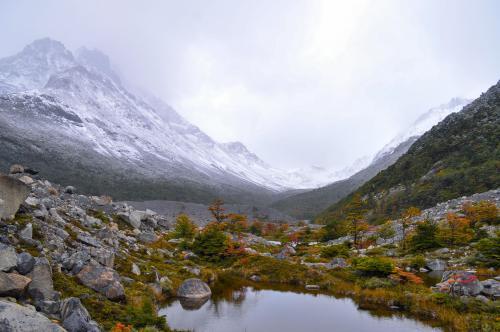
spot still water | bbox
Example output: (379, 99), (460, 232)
(160, 283), (441, 332)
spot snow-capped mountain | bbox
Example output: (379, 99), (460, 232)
(373, 98), (472, 163)
(1, 38), (338, 199)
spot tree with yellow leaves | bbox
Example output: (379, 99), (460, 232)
(399, 206), (421, 250)
(437, 212), (473, 246)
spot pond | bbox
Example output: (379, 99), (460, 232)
(160, 281), (441, 332)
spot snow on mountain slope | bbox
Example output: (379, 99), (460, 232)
(0, 38), (306, 191)
(373, 97), (472, 163)
(0, 38), (474, 194)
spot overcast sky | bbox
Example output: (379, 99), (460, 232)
(1, 0), (499, 170)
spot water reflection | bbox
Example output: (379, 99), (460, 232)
(160, 280), (442, 332)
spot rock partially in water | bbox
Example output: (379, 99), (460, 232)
(0, 300), (66, 332)
(177, 278), (211, 299)
(179, 296), (210, 310)
(305, 284), (320, 290)
(425, 259), (447, 271)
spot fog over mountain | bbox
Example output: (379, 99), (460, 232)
(2, 0), (499, 173)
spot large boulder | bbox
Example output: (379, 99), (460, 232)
(425, 259), (447, 271)
(0, 244), (18, 272)
(0, 272), (31, 298)
(480, 279), (500, 298)
(177, 278), (211, 299)
(0, 175), (30, 220)
(16, 252), (35, 275)
(28, 257), (57, 302)
(118, 210), (145, 229)
(60, 297), (101, 332)
(76, 260), (124, 300)
(0, 300), (66, 332)
(433, 271), (483, 296)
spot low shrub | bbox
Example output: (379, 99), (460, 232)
(360, 277), (394, 289)
(352, 257), (394, 276)
(320, 244), (350, 258)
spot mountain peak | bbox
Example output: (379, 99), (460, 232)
(75, 47), (121, 83)
(22, 37), (68, 54)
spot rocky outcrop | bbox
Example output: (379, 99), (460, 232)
(16, 252), (35, 275)
(433, 271), (483, 296)
(76, 260), (124, 300)
(0, 300), (66, 332)
(177, 278), (211, 299)
(0, 174), (30, 220)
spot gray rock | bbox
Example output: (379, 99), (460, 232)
(0, 272), (31, 298)
(19, 223), (33, 240)
(275, 245), (296, 260)
(480, 279), (500, 298)
(475, 295), (489, 303)
(249, 275), (261, 282)
(89, 248), (114, 268)
(0, 244), (18, 272)
(0, 300), (66, 332)
(18, 176), (34, 185)
(64, 186), (76, 194)
(177, 278), (211, 299)
(184, 266), (201, 276)
(16, 252), (35, 275)
(433, 248), (450, 255)
(76, 234), (101, 248)
(137, 231), (158, 244)
(60, 297), (101, 332)
(28, 257), (57, 302)
(328, 257), (348, 268)
(0, 175), (30, 220)
(76, 260), (124, 300)
(82, 216), (102, 228)
(131, 263), (141, 276)
(425, 259), (447, 271)
(61, 251), (91, 274)
(127, 210), (146, 229)
(305, 284), (320, 290)
(36, 300), (60, 316)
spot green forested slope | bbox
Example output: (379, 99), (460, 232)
(319, 80), (500, 224)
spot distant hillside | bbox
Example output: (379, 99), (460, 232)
(270, 138), (417, 219)
(126, 200), (295, 226)
(319, 80), (500, 224)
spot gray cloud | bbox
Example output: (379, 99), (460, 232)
(1, 0), (499, 170)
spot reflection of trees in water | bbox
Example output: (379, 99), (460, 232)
(204, 283), (265, 319)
